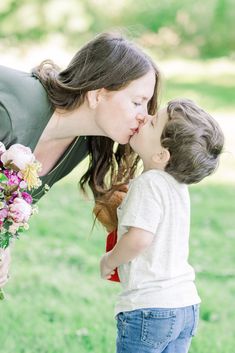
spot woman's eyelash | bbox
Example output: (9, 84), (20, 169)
(133, 102), (141, 106)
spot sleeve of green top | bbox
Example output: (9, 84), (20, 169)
(0, 103), (13, 146)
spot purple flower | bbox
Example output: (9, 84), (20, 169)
(0, 208), (8, 221)
(21, 192), (33, 204)
(3, 169), (11, 178)
(8, 173), (21, 186)
(8, 192), (18, 204)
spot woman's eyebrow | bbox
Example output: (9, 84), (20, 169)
(135, 95), (150, 101)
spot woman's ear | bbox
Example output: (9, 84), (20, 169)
(152, 148), (170, 165)
(87, 89), (103, 109)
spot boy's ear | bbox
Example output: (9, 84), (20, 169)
(86, 89), (104, 109)
(152, 148), (170, 165)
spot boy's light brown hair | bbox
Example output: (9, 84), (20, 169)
(161, 98), (224, 184)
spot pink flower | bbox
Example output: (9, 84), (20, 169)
(19, 180), (27, 189)
(21, 192), (33, 204)
(9, 197), (32, 223)
(1, 144), (35, 170)
(3, 169), (11, 178)
(0, 208), (8, 221)
(8, 173), (21, 186)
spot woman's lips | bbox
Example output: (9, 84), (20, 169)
(130, 127), (139, 135)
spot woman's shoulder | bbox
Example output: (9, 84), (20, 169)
(0, 65), (48, 106)
(0, 65), (31, 93)
(0, 65), (54, 148)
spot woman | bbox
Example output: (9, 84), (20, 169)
(0, 31), (160, 288)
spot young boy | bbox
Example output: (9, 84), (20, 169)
(100, 98), (224, 353)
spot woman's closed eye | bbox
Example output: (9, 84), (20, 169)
(133, 102), (142, 107)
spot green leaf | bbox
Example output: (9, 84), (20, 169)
(0, 173), (8, 182)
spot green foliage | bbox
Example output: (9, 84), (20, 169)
(0, 0), (234, 58)
(163, 74), (235, 113)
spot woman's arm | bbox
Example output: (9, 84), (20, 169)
(0, 104), (13, 147)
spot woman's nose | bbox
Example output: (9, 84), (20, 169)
(136, 114), (154, 126)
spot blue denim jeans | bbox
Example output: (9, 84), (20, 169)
(116, 305), (200, 353)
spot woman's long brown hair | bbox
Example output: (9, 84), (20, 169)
(32, 32), (160, 200)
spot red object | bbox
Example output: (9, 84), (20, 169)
(106, 229), (120, 282)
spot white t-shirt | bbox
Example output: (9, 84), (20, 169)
(115, 169), (201, 316)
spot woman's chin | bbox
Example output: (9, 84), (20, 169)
(120, 137), (129, 145)
(116, 133), (137, 145)
(120, 134), (134, 145)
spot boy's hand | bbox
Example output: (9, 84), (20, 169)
(100, 253), (116, 280)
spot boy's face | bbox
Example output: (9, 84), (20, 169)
(130, 107), (169, 170)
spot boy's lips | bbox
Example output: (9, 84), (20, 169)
(130, 127), (139, 135)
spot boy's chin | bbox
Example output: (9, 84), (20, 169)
(129, 140), (138, 154)
(129, 137), (135, 148)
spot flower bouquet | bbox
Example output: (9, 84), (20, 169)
(0, 142), (42, 299)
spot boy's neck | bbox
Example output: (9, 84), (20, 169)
(143, 161), (166, 173)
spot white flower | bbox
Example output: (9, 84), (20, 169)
(8, 224), (19, 234)
(9, 197), (32, 223)
(1, 144), (35, 170)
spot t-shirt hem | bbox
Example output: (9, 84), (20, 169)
(114, 297), (201, 317)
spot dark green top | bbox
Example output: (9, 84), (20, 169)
(0, 65), (89, 202)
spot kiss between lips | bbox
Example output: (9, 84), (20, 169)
(130, 127), (139, 135)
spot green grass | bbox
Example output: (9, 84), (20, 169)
(163, 74), (235, 113)
(0, 180), (234, 353)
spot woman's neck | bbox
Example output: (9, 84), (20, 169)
(41, 101), (105, 142)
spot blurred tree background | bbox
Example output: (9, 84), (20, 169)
(0, 0), (234, 59)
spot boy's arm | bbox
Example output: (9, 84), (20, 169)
(100, 227), (154, 279)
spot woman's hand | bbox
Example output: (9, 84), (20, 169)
(0, 247), (11, 288)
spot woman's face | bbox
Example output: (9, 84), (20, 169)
(95, 70), (156, 144)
